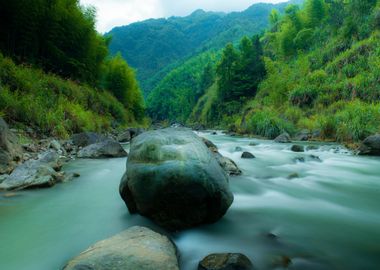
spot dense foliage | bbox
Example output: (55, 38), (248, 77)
(191, 0), (380, 142)
(0, 54), (138, 138)
(0, 0), (146, 134)
(108, 2), (300, 95)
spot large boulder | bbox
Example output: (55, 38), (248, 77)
(120, 128), (234, 230)
(274, 133), (291, 143)
(0, 118), (22, 174)
(77, 139), (128, 159)
(71, 132), (106, 147)
(0, 150), (61, 190)
(358, 134), (380, 156)
(198, 253), (254, 270)
(63, 226), (179, 270)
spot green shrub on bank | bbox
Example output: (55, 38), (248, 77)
(0, 54), (141, 138)
(246, 109), (295, 139)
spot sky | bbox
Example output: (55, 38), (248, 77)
(80, 0), (286, 33)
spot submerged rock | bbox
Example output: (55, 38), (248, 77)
(287, 173), (300, 179)
(198, 253), (254, 270)
(358, 134), (380, 156)
(119, 128), (234, 230)
(0, 150), (61, 190)
(274, 133), (291, 143)
(77, 139), (128, 159)
(71, 132), (106, 147)
(241, 152), (255, 159)
(235, 146), (243, 152)
(291, 145), (304, 152)
(63, 226), (179, 270)
(0, 117), (23, 174)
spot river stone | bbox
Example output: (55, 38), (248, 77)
(214, 153), (242, 176)
(291, 145), (304, 152)
(77, 139), (128, 159)
(119, 128), (234, 230)
(274, 133), (291, 143)
(241, 152), (255, 159)
(295, 129), (311, 141)
(71, 132), (106, 147)
(358, 134), (380, 156)
(198, 253), (254, 270)
(117, 130), (132, 143)
(0, 117), (22, 174)
(63, 226), (179, 270)
(0, 150), (60, 190)
(201, 137), (218, 153)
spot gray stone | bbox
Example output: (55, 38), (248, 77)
(291, 145), (304, 152)
(235, 146), (243, 152)
(120, 128), (234, 230)
(198, 253), (254, 270)
(241, 152), (255, 159)
(201, 137), (218, 153)
(214, 153), (242, 176)
(274, 133), (291, 143)
(295, 129), (311, 141)
(77, 139), (128, 159)
(71, 132), (106, 147)
(358, 134), (380, 156)
(63, 226), (179, 270)
(49, 140), (61, 151)
(117, 131), (132, 143)
(0, 150), (60, 190)
(0, 117), (23, 174)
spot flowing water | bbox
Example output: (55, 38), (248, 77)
(1, 132), (380, 270)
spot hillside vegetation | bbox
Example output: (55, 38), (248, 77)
(190, 0), (380, 143)
(0, 0), (146, 137)
(108, 1), (300, 95)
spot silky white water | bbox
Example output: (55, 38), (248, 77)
(1, 132), (380, 270)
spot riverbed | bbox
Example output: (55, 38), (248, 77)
(1, 132), (380, 270)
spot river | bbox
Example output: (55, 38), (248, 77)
(1, 131), (380, 270)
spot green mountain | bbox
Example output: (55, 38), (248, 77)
(190, 0), (380, 143)
(107, 1), (301, 95)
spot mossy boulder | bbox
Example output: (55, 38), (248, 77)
(119, 128), (234, 231)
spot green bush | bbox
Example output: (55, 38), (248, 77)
(289, 86), (319, 107)
(246, 109), (295, 139)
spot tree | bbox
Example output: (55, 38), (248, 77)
(216, 43), (239, 101)
(104, 54), (145, 120)
(305, 0), (327, 28)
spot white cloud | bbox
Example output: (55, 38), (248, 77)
(80, 0), (286, 33)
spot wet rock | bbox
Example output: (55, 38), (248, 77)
(201, 137), (218, 153)
(249, 142), (258, 146)
(0, 117), (23, 174)
(214, 153), (242, 176)
(117, 130), (132, 143)
(291, 145), (304, 152)
(358, 134), (380, 156)
(295, 129), (311, 141)
(128, 127), (145, 139)
(49, 140), (61, 151)
(0, 174), (8, 184)
(287, 173), (300, 179)
(293, 157), (305, 163)
(71, 132), (106, 148)
(241, 152), (255, 159)
(63, 226), (179, 270)
(119, 128), (234, 230)
(235, 146), (243, 152)
(201, 137), (242, 176)
(211, 131), (217, 135)
(306, 145), (319, 151)
(0, 150), (60, 190)
(309, 155), (322, 162)
(274, 133), (291, 143)
(73, 173), (81, 178)
(198, 253), (254, 270)
(312, 130), (321, 139)
(77, 139), (128, 159)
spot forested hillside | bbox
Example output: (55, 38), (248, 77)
(190, 0), (380, 143)
(0, 0), (145, 137)
(107, 1), (302, 94)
